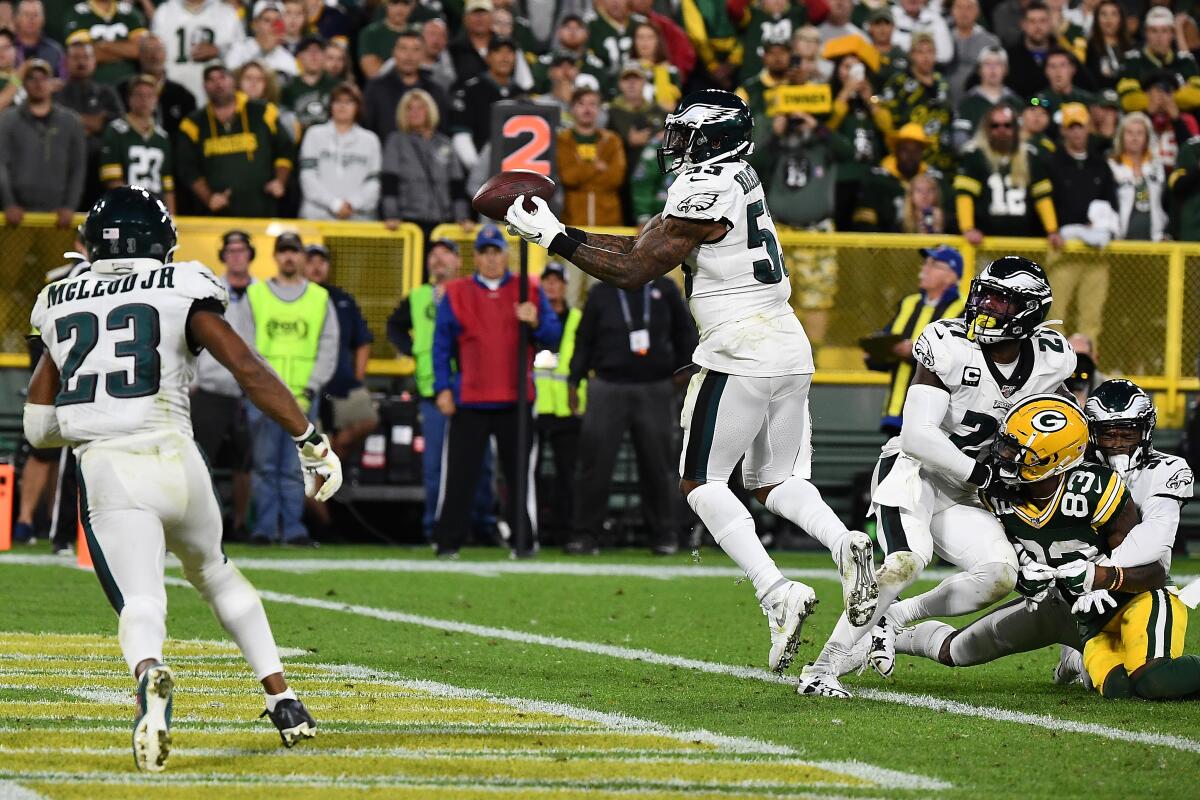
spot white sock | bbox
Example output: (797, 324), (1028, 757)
(118, 595), (167, 677)
(184, 559), (284, 680)
(688, 482), (784, 600)
(763, 477), (848, 563)
(889, 561), (1016, 628)
(265, 687), (297, 712)
(896, 620), (956, 663)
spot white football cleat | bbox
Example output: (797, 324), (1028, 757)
(762, 581), (818, 673)
(840, 532), (878, 627)
(865, 616), (896, 679)
(132, 663), (174, 772)
(1053, 645), (1084, 686)
(796, 665), (852, 698)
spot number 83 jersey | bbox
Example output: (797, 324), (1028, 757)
(886, 318), (1077, 485)
(664, 161), (814, 378)
(30, 262), (228, 447)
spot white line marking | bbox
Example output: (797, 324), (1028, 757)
(0, 782), (47, 800)
(63, 688), (130, 705)
(206, 579), (1200, 757)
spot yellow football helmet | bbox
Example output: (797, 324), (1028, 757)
(992, 394), (1089, 483)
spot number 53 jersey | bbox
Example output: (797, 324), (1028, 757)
(664, 161), (814, 378)
(30, 262), (228, 447)
(882, 318), (1077, 490)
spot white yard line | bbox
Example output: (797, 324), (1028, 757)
(183, 578), (1200, 757)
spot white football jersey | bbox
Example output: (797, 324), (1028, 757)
(663, 160), (814, 378)
(883, 318), (1077, 481)
(152, 0), (245, 104)
(30, 261), (227, 446)
(1121, 449), (1194, 574)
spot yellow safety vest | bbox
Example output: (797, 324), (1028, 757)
(535, 307), (586, 417)
(247, 280), (329, 406)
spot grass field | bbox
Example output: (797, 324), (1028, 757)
(0, 543), (1198, 799)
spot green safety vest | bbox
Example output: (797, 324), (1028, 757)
(408, 283), (438, 398)
(247, 280), (329, 405)
(534, 307), (586, 418)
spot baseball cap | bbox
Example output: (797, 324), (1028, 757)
(252, 0), (283, 18)
(920, 245), (964, 278)
(428, 237), (460, 255)
(305, 243), (330, 260)
(465, 0), (493, 12)
(274, 232), (304, 252)
(488, 35), (517, 52)
(1145, 6), (1174, 28)
(220, 230), (253, 261)
(867, 7), (894, 24)
(1060, 101), (1089, 128)
(1096, 88), (1121, 109)
(21, 58), (53, 79)
(542, 261), (568, 281)
(619, 60), (648, 79)
(474, 224), (508, 252)
(894, 122), (930, 145)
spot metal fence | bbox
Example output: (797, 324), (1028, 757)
(4, 215), (1197, 424)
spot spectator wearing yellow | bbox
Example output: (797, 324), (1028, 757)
(99, 73), (175, 212)
(1116, 7), (1200, 113)
(62, 0), (147, 85)
(628, 21), (681, 112)
(851, 123), (939, 232)
(558, 86), (626, 228)
(681, 0), (741, 88)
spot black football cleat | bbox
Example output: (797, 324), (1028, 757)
(260, 698), (317, 747)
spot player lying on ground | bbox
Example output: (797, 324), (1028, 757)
(799, 256), (1077, 697)
(24, 187), (343, 771)
(504, 89), (877, 674)
(889, 390), (1200, 700)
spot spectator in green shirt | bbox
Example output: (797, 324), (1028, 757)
(357, 0), (416, 80)
(176, 64), (295, 217)
(63, 0), (148, 86)
(281, 34), (338, 131)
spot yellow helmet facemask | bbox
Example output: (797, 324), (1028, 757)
(992, 394), (1089, 484)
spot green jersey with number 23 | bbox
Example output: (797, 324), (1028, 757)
(893, 318), (1077, 487)
(663, 161), (814, 379)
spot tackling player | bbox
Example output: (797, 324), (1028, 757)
(894, 383), (1199, 701)
(799, 256), (1077, 697)
(504, 89), (878, 674)
(24, 187), (343, 771)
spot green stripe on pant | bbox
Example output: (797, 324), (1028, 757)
(76, 462), (125, 613)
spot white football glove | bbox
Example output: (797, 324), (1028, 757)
(297, 432), (343, 502)
(504, 195), (565, 249)
(1016, 562), (1057, 611)
(1056, 559), (1097, 597)
(1072, 589), (1118, 616)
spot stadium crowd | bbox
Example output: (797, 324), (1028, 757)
(2, 0), (1200, 241)
(2, 0), (1198, 554)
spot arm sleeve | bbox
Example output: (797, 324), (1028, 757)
(307, 299), (341, 392)
(1109, 495), (1180, 568)
(532, 286), (563, 347)
(898, 383), (980, 483)
(433, 292), (460, 394)
(386, 298), (414, 355)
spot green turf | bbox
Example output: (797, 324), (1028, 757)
(1, 543), (1198, 798)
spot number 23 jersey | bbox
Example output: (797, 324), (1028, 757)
(885, 318), (1077, 485)
(664, 161), (814, 378)
(30, 262), (227, 446)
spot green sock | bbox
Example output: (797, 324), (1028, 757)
(1101, 666), (1134, 699)
(1132, 656), (1200, 700)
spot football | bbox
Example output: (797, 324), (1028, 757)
(472, 170), (556, 220)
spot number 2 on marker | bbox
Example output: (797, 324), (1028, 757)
(501, 115), (553, 176)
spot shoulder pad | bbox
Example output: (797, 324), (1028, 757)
(111, 117), (130, 133)
(1143, 453), (1194, 499)
(912, 318), (969, 383)
(663, 165), (742, 222)
(173, 261), (228, 306)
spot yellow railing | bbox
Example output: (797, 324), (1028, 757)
(4, 217), (1198, 424)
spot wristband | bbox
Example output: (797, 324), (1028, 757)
(968, 461), (992, 488)
(548, 232), (581, 259)
(1110, 566), (1125, 592)
(564, 226), (587, 242)
(292, 423), (318, 445)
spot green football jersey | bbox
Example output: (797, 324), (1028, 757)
(99, 116), (174, 197)
(736, 5), (807, 83)
(356, 21), (404, 63)
(954, 144), (1052, 237)
(280, 74), (339, 130)
(64, 0), (148, 86)
(588, 12), (634, 72)
(982, 461), (1130, 569)
(882, 70), (954, 173)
